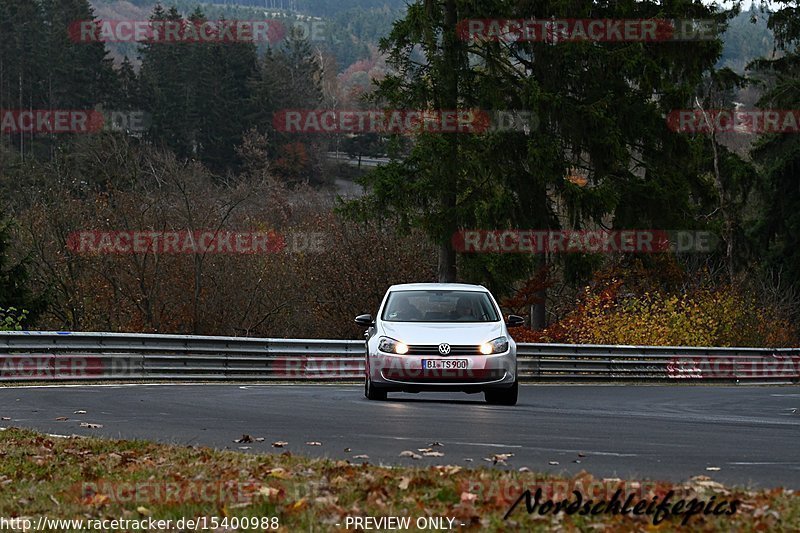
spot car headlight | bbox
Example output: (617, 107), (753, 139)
(480, 336), (509, 355)
(378, 337), (409, 355)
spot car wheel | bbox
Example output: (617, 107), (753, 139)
(365, 375), (387, 401)
(484, 381), (518, 406)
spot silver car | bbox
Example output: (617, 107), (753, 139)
(355, 283), (524, 405)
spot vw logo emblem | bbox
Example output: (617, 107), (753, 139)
(438, 343), (451, 355)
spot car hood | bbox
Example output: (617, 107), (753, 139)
(380, 321), (506, 345)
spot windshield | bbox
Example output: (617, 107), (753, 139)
(381, 290), (500, 323)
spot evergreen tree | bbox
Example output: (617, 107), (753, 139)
(343, 0), (730, 292)
(0, 0), (47, 158)
(116, 57), (141, 111)
(0, 220), (46, 326)
(139, 5), (258, 172)
(40, 0), (116, 109)
(139, 5), (196, 157)
(248, 27), (324, 180)
(190, 11), (259, 173)
(750, 1), (800, 288)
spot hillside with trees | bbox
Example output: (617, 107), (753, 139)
(0, 0), (797, 346)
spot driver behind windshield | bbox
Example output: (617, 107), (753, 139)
(393, 296), (422, 321)
(451, 297), (475, 320)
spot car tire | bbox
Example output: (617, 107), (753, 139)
(365, 375), (387, 401)
(484, 381), (518, 406)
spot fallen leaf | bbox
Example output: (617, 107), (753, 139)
(229, 502), (250, 510)
(399, 450), (422, 460)
(314, 495), (338, 506)
(258, 487), (281, 498)
(85, 494), (109, 506)
(689, 479), (730, 494)
(268, 468), (290, 479)
(461, 492), (478, 504)
(271, 441), (288, 448)
(289, 498), (308, 512)
(485, 453), (514, 465)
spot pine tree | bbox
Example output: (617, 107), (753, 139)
(248, 27), (324, 180)
(139, 5), (196, 157)
(191, 11), (259, 173)
(750, 1), (800, 288)
(40, 0), (116, 109)
(342, 0), (730, 292)
(139, 5), (259, 172)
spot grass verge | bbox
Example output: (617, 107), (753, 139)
(0, 427), (797, 531)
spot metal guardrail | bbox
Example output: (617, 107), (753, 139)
(0, 331), (798, 383)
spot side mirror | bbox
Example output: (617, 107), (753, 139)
(506, 315), (525, 328)
(355, 314), (374, 327)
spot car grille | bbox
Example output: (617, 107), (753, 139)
(382, 369), (506, 383)
(405, 344), (482, 356)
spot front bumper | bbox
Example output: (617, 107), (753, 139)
(367, 351), (517, 392)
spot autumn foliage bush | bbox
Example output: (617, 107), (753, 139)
(512, 273), (799, 348)
(4, 135), (799, 346)
(3, 135), (436, 339)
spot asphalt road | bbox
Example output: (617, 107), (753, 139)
(1, 384), (798, 489)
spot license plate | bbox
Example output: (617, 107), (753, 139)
(423, 359), (468, 370)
